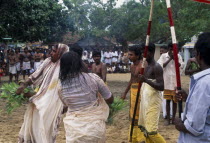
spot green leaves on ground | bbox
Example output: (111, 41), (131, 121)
(108, 97), (127, 124)
(0, 82), (33, 114)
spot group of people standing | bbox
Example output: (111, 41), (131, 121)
(16, 43), (113, 143)
(82, 49), (131, 74)
(0, 47), (51, 83)
(121, 32), (210, 143)
(12, 32), (210, 143)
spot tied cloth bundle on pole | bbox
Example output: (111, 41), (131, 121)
(192, 0), (210, 4)
(129, 0), (154, 142)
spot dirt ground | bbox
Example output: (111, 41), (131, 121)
(0, 74), (190, 143)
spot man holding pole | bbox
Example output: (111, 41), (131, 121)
(121, 46), (145, 142)
(158, 43), (184, 125)
(138, 43), (166, 143)
(175, 32), (210, 143)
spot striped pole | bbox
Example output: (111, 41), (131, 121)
(165, 0), (182, 118)
(129, 0), (154, 142)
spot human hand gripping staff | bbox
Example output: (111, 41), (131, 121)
(129, 0), (154, 142)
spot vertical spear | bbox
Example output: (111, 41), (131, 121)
(165, 0), (182, 118)
(129, 0), (154, 142)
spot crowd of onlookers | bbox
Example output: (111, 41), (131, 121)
(0, 47), (51, 83)
(82, 49), (132, 73)
(0, 46), (134, 83)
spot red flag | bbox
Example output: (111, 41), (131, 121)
(193, 0), (210, 4)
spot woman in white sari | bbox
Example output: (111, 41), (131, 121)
(59, 51), (114, 143)
(16, 44), (69, 143)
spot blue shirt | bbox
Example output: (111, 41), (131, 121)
(178, 68), (210, 143)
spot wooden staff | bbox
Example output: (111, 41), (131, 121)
(165, 0), (182, 118)
(129, 0), (154, 142)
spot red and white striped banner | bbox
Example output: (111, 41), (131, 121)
(165, 0), (182, 118)
(193, 0), (210, 4)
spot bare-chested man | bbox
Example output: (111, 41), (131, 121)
(8, 50), (17, 82)
(33, 48), (44, 71)
(121, 46), (145, 142)
(15, 48), (21, 82)
(92, 50), (107, 82)
(138, 43), (166, 142)
(20, 47), (32, 80)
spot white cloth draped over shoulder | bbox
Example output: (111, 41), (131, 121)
(18, 44), (69, 143)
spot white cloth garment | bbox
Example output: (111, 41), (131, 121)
(9, 64), (17, 74)
(157, 52), (184, 90)
(16, 62), (21, 72)
(34, 62), (41, 71)
(111, 51), (118, 63)
(63, 96), (109, 143)
(23, 61), (31, 70)
(18, 44), (69, 143)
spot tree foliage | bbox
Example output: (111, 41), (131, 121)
(64, 0), (210, 47)
(1, 0), (209, 45)
(0, 0), (74, 43)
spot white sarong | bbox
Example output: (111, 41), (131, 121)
(23, 61), (31, 70)
(34, 62), (41, 71)
(18, 44), (69, 143)
(64, 97), (109, 143)
(16, 62), (21, 72)
(9, 65), (17, 74)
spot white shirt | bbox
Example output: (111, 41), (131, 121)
(112, 51), (118, 62)
(157, 52), (184, 90)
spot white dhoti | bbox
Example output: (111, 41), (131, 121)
(34, 62), (41, 71)
(16, 62), (21, 72)
(112, 58), (118, 63)
(63, 97), (109, 143)
(23, 62), (31, 70)
(9, 65), (17, 74)
(105, 59), (111, 65)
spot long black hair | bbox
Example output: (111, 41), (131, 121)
(59, 51), (87, 82)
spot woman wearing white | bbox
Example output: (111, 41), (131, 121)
(59, 51), (114, 143)
(16, 44), (69, 143)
